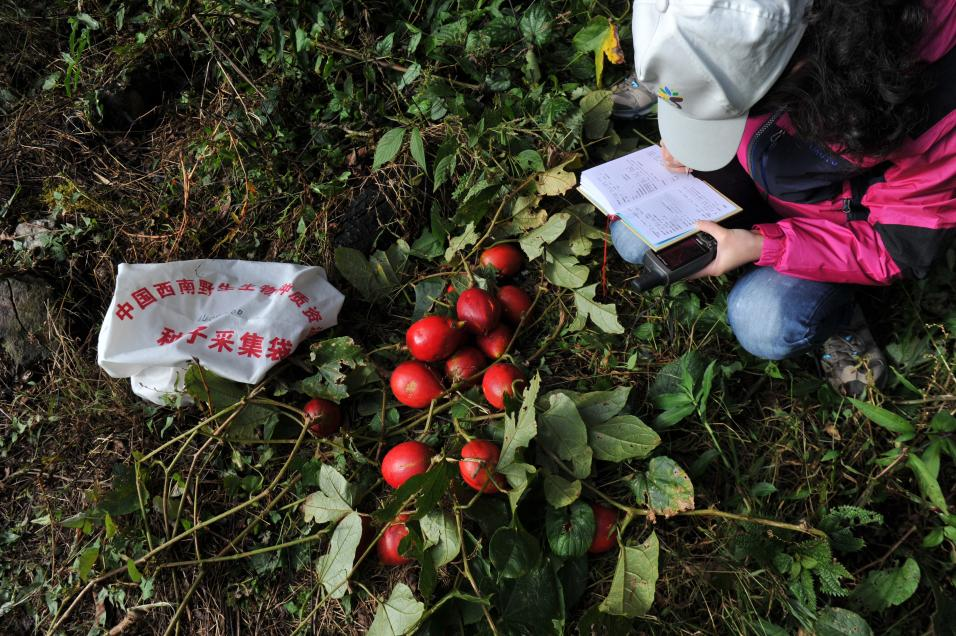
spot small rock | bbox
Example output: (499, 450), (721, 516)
(0, 277), (56, 372)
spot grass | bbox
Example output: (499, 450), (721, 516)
(1, 1), (954, 635)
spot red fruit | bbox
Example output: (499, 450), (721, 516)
(390, 361), (444, 408)
(444, 346), (487, 386)
(381, 441), (433, 488)
(476, 323), (513, 359)
(456, 288), (502, 335)
(377, 513), (412, 565)
(588, 503), (618, 554)
(459, 439), (506, 493)
(406, 315), (465, 362)
(482, 363), (527, 410)
(303, 398), (342, 437)
(479, 244), (524, 278)
(497, 285), (532, 324)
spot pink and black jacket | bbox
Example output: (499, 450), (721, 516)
(740, 1), (956, 285)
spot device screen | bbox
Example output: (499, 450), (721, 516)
(657, 237), (709, 269)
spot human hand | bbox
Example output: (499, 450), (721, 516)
(688, 220), (764, 279)
(660, 141), (692, 174)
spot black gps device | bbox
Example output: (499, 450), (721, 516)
(630, 232), (718, 292)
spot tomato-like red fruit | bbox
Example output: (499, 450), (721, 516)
(390, 361), (444, 408)
(588, 503), (618, 554)
(444, 346), (487, 386)
(377, 513), (412, 566)
(476, 323), (513, 360)
(406, 315), (465, 362)
(479, 244), (524, 278)
(459, 439), (506, 493)
(381, 441), (433, 488)
(497, 285), (532, 324)
(456, 288), (502, 335)
(303, 398), (342, 437)
(482, 363), (527, 410)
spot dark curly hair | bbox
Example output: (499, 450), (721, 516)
(755, 0), (929, 158)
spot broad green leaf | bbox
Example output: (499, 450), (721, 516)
(599, 533), (659, 617)
(654, 404), (696, 429)
(444, 222), (479, 262)
(535, 163), (576, 197)
(126, 558), (141, 583)
(373, 127), (406, 170)
(315, 512), (362, 599)
(580, 90), (613, 139)
(588, 415), (660, 462)
(411, 279), (445, 321)
(542, 471), (581, 508)
(489, 527), (540, 579)
(930, 411), (956, 433)
(570, 284), (624, 334)
(519, 5), (552, 45)
(375, 461), (454, 524)
(497, 374), (540, 512)
(814, 608), (873, 636)
(335, 242), (409, 303)
(99, 464), (147, 517)
(409, 127), (426, 171)
(848, 398), (914, 435)
(545, 501), (595, 557)
(300, 336), (368, 402)
(907, 455), (949, 512)
(572, 18), (609, 53)
(301, 464), (356, 525)
(368, 582), (425, 636)
(647, 351), (706, 403)
(515, 149), (544, 173)
(419, 510), (460, 567)
(184, 366), (279, 439)
(543, 242), (589, 289)
(497, 558), (563, 632)
(538, 393), (592, 479)
(76, 544), (99, 582)
(541, 386), (630, 425)
(630, 456), (695, 517)
(519, 212), (570, 260)
(850, 558), (920, 613)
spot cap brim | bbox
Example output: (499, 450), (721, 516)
(657, 101), (747, 172)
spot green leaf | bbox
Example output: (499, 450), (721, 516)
(409, 128), (426, 172)
(184, 366), (279, 439)
(545, 501), (595, 557)
(99, 464), (146, 517)
(580, 90), (613, 139)
(907, 454), (949, 512)
(489, 527), (540, 579)
(519, 212), (570, 261)
(301, 464), (357, 525)
(560, 386), (631, 425)
(850, 558), (920, 613)
(444, 221), (479, 263)
(515, 149), (544, 173)
(300, 336), (367, 403)
(847, 398), (914, 435)
(570, 284), (624, 334)
(535, 163), (576, 197)
(572, 18), (609, 53)
(543, 241), (589, 289)
(497, 374), (540, 512)
(373, 127), (406, 170)
(375, 461), (454, 524)
(654, 404), (696, 429)
(542, 471), (581, 508)
(599, 532), (659, 617)
(315, 512), (362, 599)
(518, 5), (552, 46)
(588, 415), (660, 462)
(630, 456), (695, 517)
(814, 608), (873, 636)
(126, 558), (142, 583)
(368, 582), (425, 636)
(411, 279), (445, 321)
(76, 544), (99, 582)
(419, 510), (460, 567)
(930, 411), (956, 433)
(334, 241), (409, 302)
(538, 393), (592, 479)
(497, 558), (564, 632)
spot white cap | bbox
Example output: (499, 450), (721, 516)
(633, 0), (811, 171)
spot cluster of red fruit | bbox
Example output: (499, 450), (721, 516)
(389, 244), (531, 412)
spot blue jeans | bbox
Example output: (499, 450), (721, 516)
(611, 220), (856, 360)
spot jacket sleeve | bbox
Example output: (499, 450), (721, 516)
(753, 114), (956, 285)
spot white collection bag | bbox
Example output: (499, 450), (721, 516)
(97, 259), (345, 405)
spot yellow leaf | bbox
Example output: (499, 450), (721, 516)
(535, 162), (577, 197)
(595, 20), (625, 87)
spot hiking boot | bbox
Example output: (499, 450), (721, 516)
(820, 309), (887, 396)
(611, 75), (657, 119)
